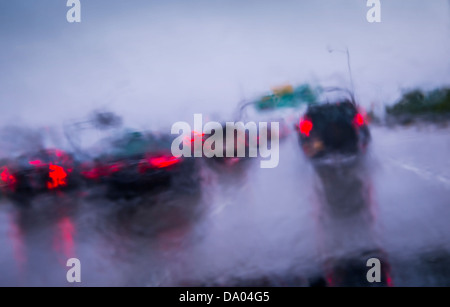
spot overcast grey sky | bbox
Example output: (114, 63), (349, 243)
(0, 0), (449, 129)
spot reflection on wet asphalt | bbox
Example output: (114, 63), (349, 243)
(0, 126), (449, 286)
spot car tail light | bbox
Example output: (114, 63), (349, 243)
(47, 164), (68, 189)
(148, 156), (181, 168)
(299, 118), (313, 137)
(1, 167), (17, 190)
(29, 160), (44, 166)
(353, 113), (365, 127)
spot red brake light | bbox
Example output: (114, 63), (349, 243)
(354, 113), (364, 127)
(29, 160), (43, 166)
(47, 164), (68, 189)
(299, 118), (313, 137)
(148, 156), (180, 168)
(1, 167), (16, 189)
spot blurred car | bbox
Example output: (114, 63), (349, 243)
(80, 131), (200, 200)
(0, 149), (80, 205)
(296, 93), (371, 164)
(201, 123), (251, 167)
(199, 122), (281, 168)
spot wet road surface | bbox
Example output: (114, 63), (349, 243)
(0, 125), (449, 286)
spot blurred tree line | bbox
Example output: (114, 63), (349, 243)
(386, 87), (450, 116)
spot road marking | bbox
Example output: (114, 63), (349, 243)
(388, 158), (450, 190)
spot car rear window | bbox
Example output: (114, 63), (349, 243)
(307, 101), (357, 124)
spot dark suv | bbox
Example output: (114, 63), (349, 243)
(296, 99), (370, 162)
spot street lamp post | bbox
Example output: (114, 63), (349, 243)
(328, 47), (356, 103)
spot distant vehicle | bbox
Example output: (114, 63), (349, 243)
(200, 122), (281, 168)
(0, 149), (80, 205)
(200, 123), (252, 167)
(295, 89), (371, 164)
(63, 111), (201, 200)
(80, 131), (200, 200)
